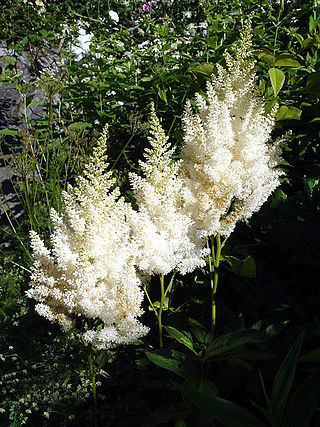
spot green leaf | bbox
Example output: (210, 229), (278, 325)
(164, 326), (196, 354)
(303, 37), (314, 48)
(309, 16), (317, 34)
(146, 349), (195, 378)
(294, 33), (304, 47)
(258, 53), (276, 66)
(5, 55), (16, 66)
(282, 372), (320, 427)
(299, 347), (320, 362)
(306, 72), (320, 97)
(142, 403), (190, 427)
(0, 128), (21, 136)
(190, 63), (215, 76)
(271, 188), (287, 208)
(268, 68), (285, 97)
(275, 54), (301, 68)
(146, 352), (185, 377)
(223, 256), (256, 278)
(205, 329), (269, 360)
(276, 106), (302, 121)
(239, 256), (256, 278)
(181, 386), (267, 427)
(269, 330), (305, 425)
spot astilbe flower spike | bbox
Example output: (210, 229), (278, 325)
(28, 126), (149, 349)
(129, 104), (208, 276)
(181, 19), (283, 238)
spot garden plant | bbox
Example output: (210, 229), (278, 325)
(0, 0), (320, 426)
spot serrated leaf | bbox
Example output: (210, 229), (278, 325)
(181, 386), (267, 427)
(164, 326), (196, 353)
(277, 106), (302, 121)
(268, 68), (285, 97)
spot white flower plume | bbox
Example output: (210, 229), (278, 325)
(27, 126), (149, 349)
(181, 19), (283, 238)
(129, 104), (208, 276)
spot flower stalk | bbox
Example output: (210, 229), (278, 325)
(88, 345), (98, 427)
(208, 234), (226, 336)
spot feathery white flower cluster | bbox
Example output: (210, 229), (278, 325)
(28, 127), (149, 349)
(129, 105), (208, 276)
(181, 20), (283, 238)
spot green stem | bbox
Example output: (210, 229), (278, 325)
(273, 0), (284, 56)
(88, 345), (98, 427)
(111, 134), (134, 171)
(158, 274), (165, 348)
(209, 234), (223, 336)
(143, 285), (158, 318)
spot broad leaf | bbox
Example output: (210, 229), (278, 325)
(181, 386), (267, 427)
(190, 63), (215, 76)
(205, 329), (269, 360)
(306, 72), (320, 97)
(275, 54), (301, 68)
(276, 106), (302, 121)
(268, 68), (285, 97)
(239, 256), (256, 278)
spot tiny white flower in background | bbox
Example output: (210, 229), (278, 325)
(181, 19), (283, 239)
(129, 105), (208, 276)
(28, 127), (149, 349)
(109, 10), (119, 23)
(183, 11), (192, 18)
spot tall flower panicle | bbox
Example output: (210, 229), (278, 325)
(181, 19), (283, 238)
(28, 127), (149, 349)
(129, 104), (208, 276)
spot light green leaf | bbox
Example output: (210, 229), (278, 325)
(268, 68), (285, 97)
(0, 128), (21, 136)
(276, 106), (302, 121)
(190, 63), (215, 76)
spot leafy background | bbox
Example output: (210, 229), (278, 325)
(0, 0), (320, 425)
